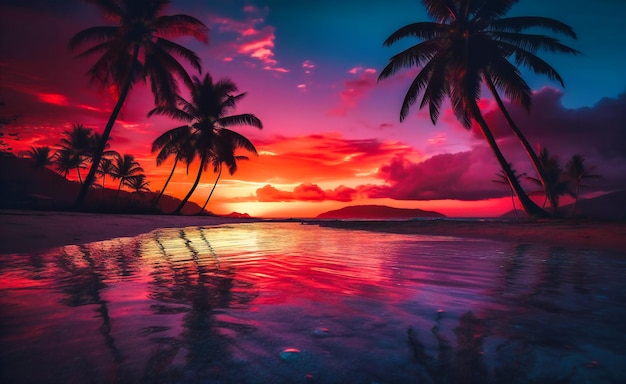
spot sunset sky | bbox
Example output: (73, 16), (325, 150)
(1, 0), (625, 218)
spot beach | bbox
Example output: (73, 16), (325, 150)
(2, 209), (626, 254)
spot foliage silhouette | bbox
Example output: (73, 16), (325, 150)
(149, 73), (262, 214)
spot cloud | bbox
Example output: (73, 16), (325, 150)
(255, 183), (357, 202)
(207, 9), (287, 73)
(473, 88), (626, 191)
(327, 71), (378, 116)
(302, 60), (315, 74)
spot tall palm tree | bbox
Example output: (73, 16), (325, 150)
(59, 123), (93, 183)
(150, 125), (195, 208)
(111, 154), (144, 199)
(526, 147), (570, 215)
(70, 0), (209, 207)
(564, 154), (600, 216)
(492, 163), (526, 219)
(379, 0), (578, 217)
(28, 146), (54, 170)
(149, 73), (262, 214)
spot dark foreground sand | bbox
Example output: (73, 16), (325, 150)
(1, 210), (625, 254)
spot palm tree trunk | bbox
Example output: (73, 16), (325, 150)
(485, 76), (549, 193)
(151, 156), (179, 209)
(508, 187), (519, 220)
(75, 45), (140, 209)
(470, 102), (548, 218)
(174, 157), (205, 215)
(569, 183), (580, 217)
(76, 166), (83, 184)
(198, 164), (222, 214)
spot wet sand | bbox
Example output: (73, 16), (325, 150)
(1, 210), (625, 254)
(0, 210), (260, 254)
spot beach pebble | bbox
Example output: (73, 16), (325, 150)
(280, 348), (301, 361)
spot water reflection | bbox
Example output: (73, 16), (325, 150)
(0, 223), (625, 383)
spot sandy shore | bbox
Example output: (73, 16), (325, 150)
(2, 210), (625, 254)
(0, 210), (259, 254)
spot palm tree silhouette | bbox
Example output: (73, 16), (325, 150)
(125, 174), (150, 193)
(27, 146), (54, 170)
(111, 153), (144, 200)
(59, 124), (93, 184)
(379, 0), (577, 217)
(564, 154), (600, 216)
(54, 148), (82, 180)
(70, 0), (209, 208)
(526, 147), (570, 215)
(150, 125), (195, 208)
(149, 74), (262, 214)
(492, 163), (526, 219)
(96, 155), (117, 190)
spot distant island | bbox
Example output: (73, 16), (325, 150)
(316, 205), (445, 219)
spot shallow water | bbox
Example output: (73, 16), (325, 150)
(1, 222), (625, 383)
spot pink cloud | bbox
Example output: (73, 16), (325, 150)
(327, 72), (378, 116)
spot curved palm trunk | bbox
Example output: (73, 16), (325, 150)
(152, 156), (180, 209)
(76, 166), (83, 184)
(174, 157), (205, 215)
(75, 45), (140, 209)
(470, 102), (548, 218)
(198, 164), (222, 214)
(485, 76), (549, 193)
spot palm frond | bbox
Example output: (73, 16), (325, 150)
(383, 22), (446, 46)
(490, 16), (577, 39)
(153, 14), (209, 43)
(218, 114), (263, 130)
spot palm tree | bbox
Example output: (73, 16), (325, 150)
(125, 174), (150, 193)
(379, 0), (578, 217)
(526, 147), (570, 215)
(54, 148), (82, 179)
(111, 154), (144, 200)
(70, 0), (209, 207)
(492, 163), (526, 219)
(28, 146), (54, 170)
(197, 139), (251, 214)
(149, 73), (262, 214)
(59, 123), (93, 183)
(96, 156), (117, 190)
(150, 125), (195, 208)
(564, 154), (600, 216)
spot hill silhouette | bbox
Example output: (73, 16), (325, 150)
(0, 153), (204, 215)
(316, 205), (445, 219)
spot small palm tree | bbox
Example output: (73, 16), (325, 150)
(111, 154), (144, 200)
(28, 146), (54, 170)
(493, 163), (526, 219)
(59, 124), (93, 183)
(125, 174), (150, 193)
(149, 73), (262, 214)
(54, 148), (82, 180)
(526, 147), (570, 215)
(96, 156), (116, 190)
(70, 0), (209, 207)
(379, 0), (578, 218)
(150, 125), (195, 208)
(565, 154), (600, 216)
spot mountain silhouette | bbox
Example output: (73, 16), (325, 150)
(316, 205), (445, 219)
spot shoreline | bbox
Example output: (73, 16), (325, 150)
(315, 219), (626, 253)
(2, 210), (625, 254)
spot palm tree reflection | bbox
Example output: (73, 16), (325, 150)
(147, 228), (257, 375)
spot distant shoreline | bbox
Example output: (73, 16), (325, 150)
(1, 210), (625, 255)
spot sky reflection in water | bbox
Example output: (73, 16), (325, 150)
(1, 222), (625, 383)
